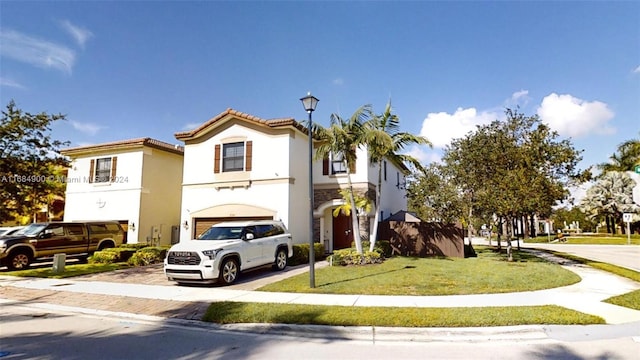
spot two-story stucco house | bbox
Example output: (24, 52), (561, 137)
(61, 138), (184, 245)
(175, 109), (409, 252)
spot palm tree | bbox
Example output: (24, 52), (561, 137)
(313, 105), (372, 254)
(580, 171), (639, 233)
(598, 133), (640, 174)
(362, 101), (431, 251)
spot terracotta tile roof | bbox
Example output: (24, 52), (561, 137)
(61, 137), (184, 156)
(174, 108), (308, 140)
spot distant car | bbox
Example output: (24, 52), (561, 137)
(164, 220), (293, 285)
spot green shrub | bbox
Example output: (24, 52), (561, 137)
(289, 243), (325, 266)
(89, 250), (119, 264)
(119, 243), (151, 250)
(350, 240), (393, 258)
(329, 248), (383, 266)
(127, 247), (166, 266)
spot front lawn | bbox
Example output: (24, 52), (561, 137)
(203, 302), (604, 327)
(259, 246), (580, 295)
(2, 262), (130, 278)
(524, 235), (640, 245)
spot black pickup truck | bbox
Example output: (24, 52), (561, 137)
(0, 221), (125, 270)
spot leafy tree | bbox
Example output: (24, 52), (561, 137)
(580, 171), (639, 234)
(406, 164), (464, 223)
(597, 133), (640, 174)
(362, 101), (431, 251)
(0, 100), (69, 222)
(442, 108), (584, 260)
(550, 206), (597, 233)
(313, 105), (372, 254)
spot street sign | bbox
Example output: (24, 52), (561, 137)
(623, 213), (633, 223)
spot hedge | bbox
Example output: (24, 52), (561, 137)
(289, 243), (325, 266)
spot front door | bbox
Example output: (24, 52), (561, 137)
(332, 212), (353, 250)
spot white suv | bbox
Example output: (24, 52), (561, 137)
(164, 220), (293, 285)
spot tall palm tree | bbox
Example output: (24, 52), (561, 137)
(362, 101), (431, 251)
(313, 105), (372, 254)
(580, 171), (639, 233)
(598, 133), (640, 174)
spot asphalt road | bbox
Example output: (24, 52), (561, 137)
(2, 302), (639, 360)
(521, 243), (640, 271)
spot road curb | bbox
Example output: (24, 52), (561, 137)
(0, 298), (551, 343)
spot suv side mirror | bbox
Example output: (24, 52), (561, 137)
(244, 233), (254, 241)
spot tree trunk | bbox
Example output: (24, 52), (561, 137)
(467, 205), (473, 247)
(345, 162), (362, 254)
(369, 160), (383, 252)
(506, 216), (513, 262)
(496, 218), (503, 250)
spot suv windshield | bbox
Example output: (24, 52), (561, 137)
(197, 226), (245, 240)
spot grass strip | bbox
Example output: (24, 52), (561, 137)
(543, 250), (640, 283)
(604, 289), (640, 311)
(4, 262), (130, 278)
(259, 247), (580, 295)
(203, 302), (604, 327)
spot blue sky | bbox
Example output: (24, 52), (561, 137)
(1, 1), (638, 172)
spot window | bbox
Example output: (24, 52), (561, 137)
(95, 158), (111, 183)
(331, 152), (347, 174)
(215, 141), (252, 173)
(66, 224), (85, 236)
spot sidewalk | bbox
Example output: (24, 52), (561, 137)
(1, 250), (639, 339)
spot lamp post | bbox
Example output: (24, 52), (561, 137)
(300, 92), (319, 288)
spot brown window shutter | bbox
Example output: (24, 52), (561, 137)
(89, 159), (95, 183)
(111, 156), (117, 179)
(245, 141), (252, 171)
(214, 145), (221, 173)
(322, 156), (329, 175)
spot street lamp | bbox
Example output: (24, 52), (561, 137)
(300, 92), (319, 288)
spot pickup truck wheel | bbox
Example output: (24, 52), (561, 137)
(8, 251), (31, 271)
(273, 248), (287, 271)
(219, 258), (239, 285)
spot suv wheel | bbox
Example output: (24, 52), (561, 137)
(8, 250), (32, 271)
(273, 248), (287, 271)
(219, 258), (239, 285)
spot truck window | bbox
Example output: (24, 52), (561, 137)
(66, 224), (85, 235)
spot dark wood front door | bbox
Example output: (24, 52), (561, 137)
(332, 212), (353, 250)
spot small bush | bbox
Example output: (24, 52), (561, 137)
(289, 243), (325, 266)
(350, 240), (393, 258)
(127, 247), (166, 266)
(89, 250), (119, 264)
(329, 248), (383, 266)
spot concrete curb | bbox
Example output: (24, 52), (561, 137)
(0, 298), (551, 343)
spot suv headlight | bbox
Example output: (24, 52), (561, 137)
(202, 249), (222, 260)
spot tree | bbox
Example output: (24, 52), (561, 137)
(442, 108), (584, 260)
(0, 100), (69, 223)
(597, 133), (640, 174)
(580, 171), (639, 234)
(313, 105), (372, 254)
(363, 101), (431, 251)
(406, 164), (464, 223)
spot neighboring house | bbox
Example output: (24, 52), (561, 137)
(61, 138), (184, 245)
(175, 108), (409, 252)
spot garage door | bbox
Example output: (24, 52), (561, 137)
(193, 216), (273, 239)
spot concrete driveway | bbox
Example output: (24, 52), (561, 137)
(522, 243), (640, 272)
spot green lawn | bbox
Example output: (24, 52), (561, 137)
(203, 302), (604, 327)
(524, 235), (640, 245)
(2, 262), (130, 278)
(605, 290), (640, 311)
(259, 246), (580, 295)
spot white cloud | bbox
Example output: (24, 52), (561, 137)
(332, 78), (344, 86)
(633, 65), (640, 74)
(70, 121), (106, 136)
(537, 93), (615, 138)
(0, 29), (75, 73)
(511, 90), (529, 101)
(404, 145), (442, 165)
(60, 20), (93, 48)
(0, 77), (26, 89)
(419, 107), (498, 148)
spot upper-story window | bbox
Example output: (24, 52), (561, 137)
(90, 156), (117, 183)
(214, 141), (253, 173)
(331, 152), (347, 174)
(223, 142), (244, 172)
